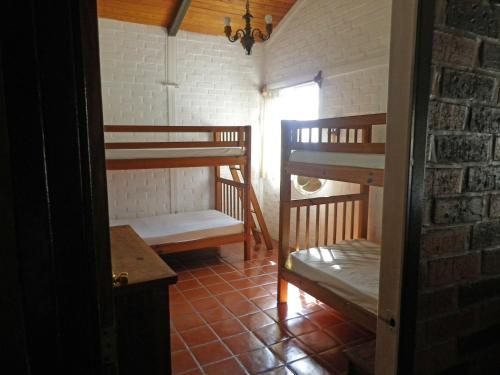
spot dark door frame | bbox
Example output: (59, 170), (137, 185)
(1, 1), (116, 373)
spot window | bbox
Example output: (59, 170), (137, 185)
(262, 81), (321, 192)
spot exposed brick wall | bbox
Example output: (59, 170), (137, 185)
(417, 1), (500, 373)
(98, 19), (263, 219)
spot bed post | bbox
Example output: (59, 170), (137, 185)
(243, 126), (252, 261)
(278, 121), (292, 304)
(358, 125), (372, 239)
(214, 130), (222, 212)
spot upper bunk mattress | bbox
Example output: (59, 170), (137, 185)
(286, 239), (380, 315)
(289, 151), (385, 170)
(106, 147), (244, 160)
(110, 209), (244, 246)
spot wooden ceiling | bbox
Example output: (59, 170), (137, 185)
(98, 0), (297, 36)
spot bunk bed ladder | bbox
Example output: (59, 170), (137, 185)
(229, 166), (273, 251)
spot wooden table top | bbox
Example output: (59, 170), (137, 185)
(110, 225), (177, 290)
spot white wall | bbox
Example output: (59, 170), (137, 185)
(99, 19), (263, 219)
(261, 0), (392, 242)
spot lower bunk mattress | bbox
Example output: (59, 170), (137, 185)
(286, 239), (380, 315)
(110, 209), (244, 246)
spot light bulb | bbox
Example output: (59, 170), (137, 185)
(265, 15), (273, 24)
(224, 17), (232, 27)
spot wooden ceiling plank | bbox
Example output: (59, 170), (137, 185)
(168, 0), (193, 36)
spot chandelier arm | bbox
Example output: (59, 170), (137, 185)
(227, 28), (245, 42)
(252, 28), (270, 41)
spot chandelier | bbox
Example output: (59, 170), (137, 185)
(224, 0), (273, 55)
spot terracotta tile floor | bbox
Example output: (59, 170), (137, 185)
(164, 242), (375, 375)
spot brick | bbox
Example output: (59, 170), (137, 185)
(433, 31), (479, 67)
(432, 134), (491, 163)
(433, 196), (484, 225)
(415, 340), (458, 375)
(467, 166), (500, 192)
(428, 101), (468, 131)
(425, 310), (477, 345)
(431, 168), (464, 196)
(441, 68), (495, 103)
(469, 106), (500, 133)
(446, 0), (500, 38)
(471, 220), (500, 249)
(482, 248), (500, 274)
(421, 226), (470, 257)
(495, 137), (500, 161)
(417, 287), (457, 319)
(482, 41), (500, 72)
(427, 253), (481, 286)
(458, 323), (500, 356)
(480, 299), (500, 328)
(459, 276), (500, 306)
(490, 194), (500, 218)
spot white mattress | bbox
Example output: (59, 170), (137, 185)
(289, 150), (385, 169)
(286, 240), (380, 314)
(110, 210), (244, 246)
(106, 147), (244, 160)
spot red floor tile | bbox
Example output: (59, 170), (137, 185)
(191, 268), (216, 278)
(288, 356), (331, 375)
(223, 332), (265, 355)
(179, 325), (218, 347)
(221, 271), (246, 281)
(296, 330), (340, 353)
(238, 347), (284, 374)
(171, 302), (195, 316)
(269, 338), (309, 363)
(211, 318), (247, 338)
(318, 348), (349, 373)
(191, 341), (232, 366)
(264, 305), (302, 322)
(226, 299), (260, 316)
(206, 282), (234, 295)
(172, 312), (205, 332)
(177, 279), (202, 291)
(211, 264), (236, 274)
(263, 282), (278, 294)
(216, 291), (246, 305)
(253, 323), (291, 346)
(197, 274), (225, 285)
(305, 309), (344, 328)
(177, 271), (194, 281)
(190, 297), (221, 312)
(282, 317), (319, 336)
(239, 286), (270, 300)
(171, 350), (197, 375)
(324, 322), (368, 345)
(203, 357), (247, 375)
(199, 306), (233, 323)
(239, 311), (275, 331)
(249, 274), (276, 286)
(242, 267), (265, 277)
(170, 333), (186, 352)
(252, 295), (278, 310)
(259, 367), (295, 375)
(231, 278), (257, 289)
(182, 287), (211, 301)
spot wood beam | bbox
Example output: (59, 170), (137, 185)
(168, 0), (192, 36)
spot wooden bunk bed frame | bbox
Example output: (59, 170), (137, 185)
(104, 125), (255, 260)
(278, 113), (386, 332)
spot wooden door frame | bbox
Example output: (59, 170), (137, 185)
(376, 0), (434, 374)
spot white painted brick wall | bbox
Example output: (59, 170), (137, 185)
(262, 0), (392, 242)
(99, 19), (263, 219)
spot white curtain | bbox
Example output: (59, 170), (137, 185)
(261, 82), (320, 187)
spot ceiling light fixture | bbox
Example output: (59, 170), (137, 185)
(224, 0), (273, 55)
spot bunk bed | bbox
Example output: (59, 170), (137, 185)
(104, 125), (255, 260)
(278, 113), (386, 332)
